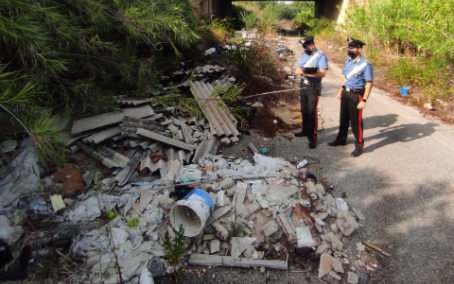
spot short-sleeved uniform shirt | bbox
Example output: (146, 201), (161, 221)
(296, 49), (328, 83)
(342, 56), (373, 89)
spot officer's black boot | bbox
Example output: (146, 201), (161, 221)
(294, 131), (306, 137)
(308, 140), (317, 149)
(351, 143), (364, 157)
(328, 138), (346, 146)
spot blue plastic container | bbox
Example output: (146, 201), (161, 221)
(182, 189), (214, 212)
(169, 189), (214, 237)
(400, 86), (410, 96)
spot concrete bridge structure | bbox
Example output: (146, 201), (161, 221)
(194, 0), (364, 24)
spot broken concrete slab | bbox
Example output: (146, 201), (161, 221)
(231, 237), (256, 258)
(71, 105), (154, 135)
(234, 182), (248, 217)
(328, 271), (341, 280)
(276, 214), (296, 243)
(82, 127), (121, 144)
(264, 184), (299, 206)
(351, 207), (366, 221)
(210, 239), (220, 254)
(206, 205), (233, 226)
(219, 177), (235, 190)
(336, 211), (359, 236)
(315, 242), (330, 255)
(325, 232), (343, 251)
(136, 128), (194, 151)
(318, 252), (343, 278)
(332, 258), (345, 273)
(188, 254), (288, 270)
(212, 220), (229, 240)
(347, 272), (359, 284)
(263, 220), (279, 236)
(203, 234), (215, 241)
(243, 202), (261, 218)
(139, 191), (154, 212)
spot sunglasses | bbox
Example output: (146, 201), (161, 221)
(348, 46), (359, 49)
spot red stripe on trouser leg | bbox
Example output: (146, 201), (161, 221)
(314, 96), (319, 141)
(358, 96), (363, 148)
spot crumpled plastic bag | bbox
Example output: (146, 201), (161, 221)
(335, 198), (349, 212)
(178, 165), (203, 183)
(198, 154), (229, 171)
(253, 153), (291, 172)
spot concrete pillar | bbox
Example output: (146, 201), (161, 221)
(315, 0), (344, 21)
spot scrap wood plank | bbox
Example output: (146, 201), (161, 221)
(189, 254), (288, 270)
(363, 241), (391, 256)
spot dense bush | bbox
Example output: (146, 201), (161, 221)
(0, 0), (201, 167)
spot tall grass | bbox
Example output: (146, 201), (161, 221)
(343, 0), (454, 105)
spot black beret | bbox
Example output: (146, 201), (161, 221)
(347, 37), (365, 47)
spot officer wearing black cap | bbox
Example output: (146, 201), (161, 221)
(294, 36), (329, 149)
(328, 37), (374, 157)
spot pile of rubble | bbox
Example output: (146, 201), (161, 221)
(58, 153), (363, 283)
(0, 39), (368, 283)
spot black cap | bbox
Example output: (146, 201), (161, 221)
(299, 36), (315, 47)
(347, 37), (365, 47)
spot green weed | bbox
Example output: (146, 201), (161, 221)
(163, 225), (186, 282)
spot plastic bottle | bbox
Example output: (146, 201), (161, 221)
(140, 268), (154, 284)
(296, 159), (308, 169)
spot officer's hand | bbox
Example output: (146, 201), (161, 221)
(295, 68), (303, 75)
(357, 101), (366, 109)
(336, 92), (342, 100)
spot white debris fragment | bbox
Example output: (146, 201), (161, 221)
(263, 220), (279, 236)
(356, 242), (366, 252)
(335, 198), (349, 212)
(0, 215), (23, 245)
(67, 196), (102, 222)
(347, 272), (359, 284)
(296, 226), (316, 248)
(336, 211), (359, 236)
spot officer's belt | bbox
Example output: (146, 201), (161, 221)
(301, 79), (321, 86)
(342, 86), (364, 94)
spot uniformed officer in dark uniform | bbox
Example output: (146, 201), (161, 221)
(328, 37), (373, 157)
(294, 36), (329, 149)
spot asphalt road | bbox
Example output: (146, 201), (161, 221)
(222, 47), (454, 283)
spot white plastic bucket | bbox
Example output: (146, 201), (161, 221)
(169, 189), (214, 237)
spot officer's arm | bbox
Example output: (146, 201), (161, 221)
(362, 64), (374, 101)
(336, 78), (346, 100)
(306, 68), (326, 78)
(363, 82), (373, 100)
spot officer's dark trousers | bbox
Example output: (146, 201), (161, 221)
(299, 82), (321, 142)
(336, 90), (364, 149)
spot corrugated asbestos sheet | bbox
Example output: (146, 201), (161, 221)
(65, 63), (240, 187)
(189, 80), (239, 138)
